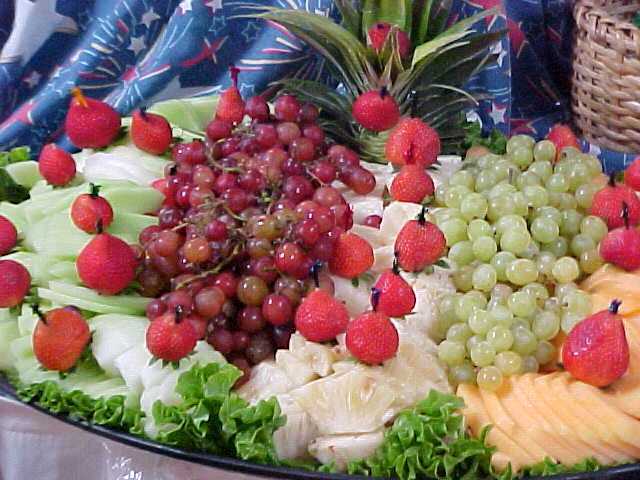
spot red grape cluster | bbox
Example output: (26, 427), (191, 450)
(138, 93), (376, 384)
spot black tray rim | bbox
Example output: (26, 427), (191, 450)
(2, 376), (640, 480)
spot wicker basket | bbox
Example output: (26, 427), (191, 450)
(571, 0), (640, 153)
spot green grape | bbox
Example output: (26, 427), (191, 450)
(466, 290), (489, 309)
(467, 219), (493, 240)
(522, 282), (550, 304)
(477, 153), (499, 169)
(487, 297), (502, 311)
(532, 310), (560, 340)
(491, 251), (517, 281)
(475, 169), (499, 192)
(574, 183), (596, 210)
(552, 257), (580, 283)
(507, 134), (535, 153)
(473, 236), (498, 262)
(520, 239), (541, 260)
(491, 284), (514, 302)
(469, 309), (494, 334)
(580, 215), (608, 243)
(500, 228), (531, 255)
(523, 185), (549, 208)
(533, 140), (556, 162)
(517, 171), (542, 189)
(512, 327), (538, 355)
(559, 146), (580, 161)
(448, 240), (475, 266)
(434, 208), (458, 225)
(447, 322), (473, 343)
(495, 351), (523, 375)
(486, 325), (514, 352)
(529, 160), (553, 181)
(460, 193), (488, 220)
(440, 218), (468, 246)
(488, 182), (517, 200)
(489, 304), (514, 327)
(449, 170), (476, 190)
(530, 217), (560, 243)
(560, 210), (583, 237)
(434, 184), (448, 207)
(505, 259), (538, 286)
(450, 362), (476, 385)
(555, 282), (579, 302)
(511, 318), (531, 331)
(508, 291), (537, 317)
(495, 214), (528, 237)
(544, 297), (561, 312)
(557, 193), (578, 211)
(521, 355), (540, 373)
(546, 173), (570, 193)
(438, 340), (466, 366)
(477, 366), (504, 391)
(452, 266), (474, 292)
(570, 233), (596, 257)
(567, 163), (591, 191)
(511, 192), (529, 216)
(547, 191), (562, 208)
(535, 206), (562, 225)
(511, 146), (534, 169)
(445, 185), (471, 209)
(472, 264), (498, 292)
(565, 290), (592, 316)
(492, 159), (519, 182)
(439, 294), (459, 322)
(466, 334), (485, 353)
(536, 251), (556, 277)
(487, 198), (515, 223)
(580, 248), (604, 274)
(561, 311), (583, 333)
(541, 237), (569, 257)
(582, 154), (603, 175)
(470, 341), (496, 367)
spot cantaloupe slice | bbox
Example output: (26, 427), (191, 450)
(458, 384), (534, 471)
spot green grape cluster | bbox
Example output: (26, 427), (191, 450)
(435, 135), (604, 392)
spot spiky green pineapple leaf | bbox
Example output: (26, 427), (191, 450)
(361, 0), (411, 32)
(411, 0), (436, 46)
(428, 0), (455, 39)
(276, 78), (353, 117)
(335, 0), (361, 40)
(411, 30), (471, 68)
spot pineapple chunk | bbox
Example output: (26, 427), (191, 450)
(237, 361), (294, 404)
(273, 394), (319, 461)
(288, 333), (338, 377)
(308, 431), (384, 471)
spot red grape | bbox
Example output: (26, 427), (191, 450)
(208, 328), (234, 354)
(290, 137), (315, 162)
(364, 214), (382, 229)
(299, 103), (319, 123)
(254, 124), (278, 148)
(275, 94), (301, 122)
(262, 294), (292, 326)
(245, 96), (270, 121)
(238, 306), (266, 333)
(146, 299), (167, 320)
(313, 161), (336, 183)
(276, 122), (301, 145)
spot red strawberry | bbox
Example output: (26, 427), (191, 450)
(371, 260), (416, 317)
(624, 156), (640, 191)
(216, 65), (245, 124)
(346, 311), (399, 364)
(131, 109), (172, 155)
(146, 306), (198, 362)
(367, 22), (411, 58)
(328, 232), (374, 279)
(385, 117), (441, 168)
(0, 260), (30, 308)
(599, 203), (640, 271)
(590, 174), (640, 229)
(352, 87), (400, 132)
(390, 164), (434, 203)
(394, 206), (446, 272)
(70, 183), (114, 233)
(38, 143), (76, 186)
(294, 289), (349, 342)
(562, 299), (629, 387)
(65, 88), (121, 148)
(33, 306), (90, 372)
(546, 124), (580, 162)
(76, 226), (138, 295)
(0, 215), (17, 255)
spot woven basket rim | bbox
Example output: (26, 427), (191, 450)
(574, 1), (640, 37)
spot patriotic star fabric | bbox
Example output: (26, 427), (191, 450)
(0, 0), (629, 171)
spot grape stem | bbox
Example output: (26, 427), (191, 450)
(174, 243), (244, 290)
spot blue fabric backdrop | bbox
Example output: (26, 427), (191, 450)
(0, 0), (631, 171)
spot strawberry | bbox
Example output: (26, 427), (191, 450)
(0, 259), (30, 308)
(599, 203), (640, 271)
(590, 173), (640, 229)
(38, 143), (76, 186)
(367, 22), (411, 58)
(146, 306), (198, 362)
(352, 87), (400, 132)
(131, 109), (172, 155)
(76, 225), (138, 295)
(385, 117), (441, 168)
(216, 65), (245, 124)
(65, 88), (121, 148)
(0, 215), (17, 255)
(70, 183), (114, 234)
(562, 299), (629, 387)
(328, 232), (374, 279)
(394, 206), (446, 272)
(33, 305), (90, 372)
(371, 259), (416, 317)
(294, 289), (349, 342)
(546, 124), (580, 162)
(390, 164), (434, 203)
(346, 311), (399, 364)
(624, 156), (640, 191)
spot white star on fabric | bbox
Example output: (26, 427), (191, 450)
(489, 103), (507, 124)
(205, 0), (223, 13)
(23, 70), (41, 88)
(141, 8), (160, 28)
(179, 0), (192, 13)
(241, 22), (261, 42)
(128, 35), (146, 55)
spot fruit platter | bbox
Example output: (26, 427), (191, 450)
(3, 4), (640, 480)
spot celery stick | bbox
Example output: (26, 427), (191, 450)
(48, 282), (150, 314)
(37, 288), (147, 315)
(0, 322), (20, 370)
(9, 335), (33, 361)
(5, 161), (42, 188)
(50, 261), (79, 283)
(109, 213), (157, 238)
(101, 187), (163, 215)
